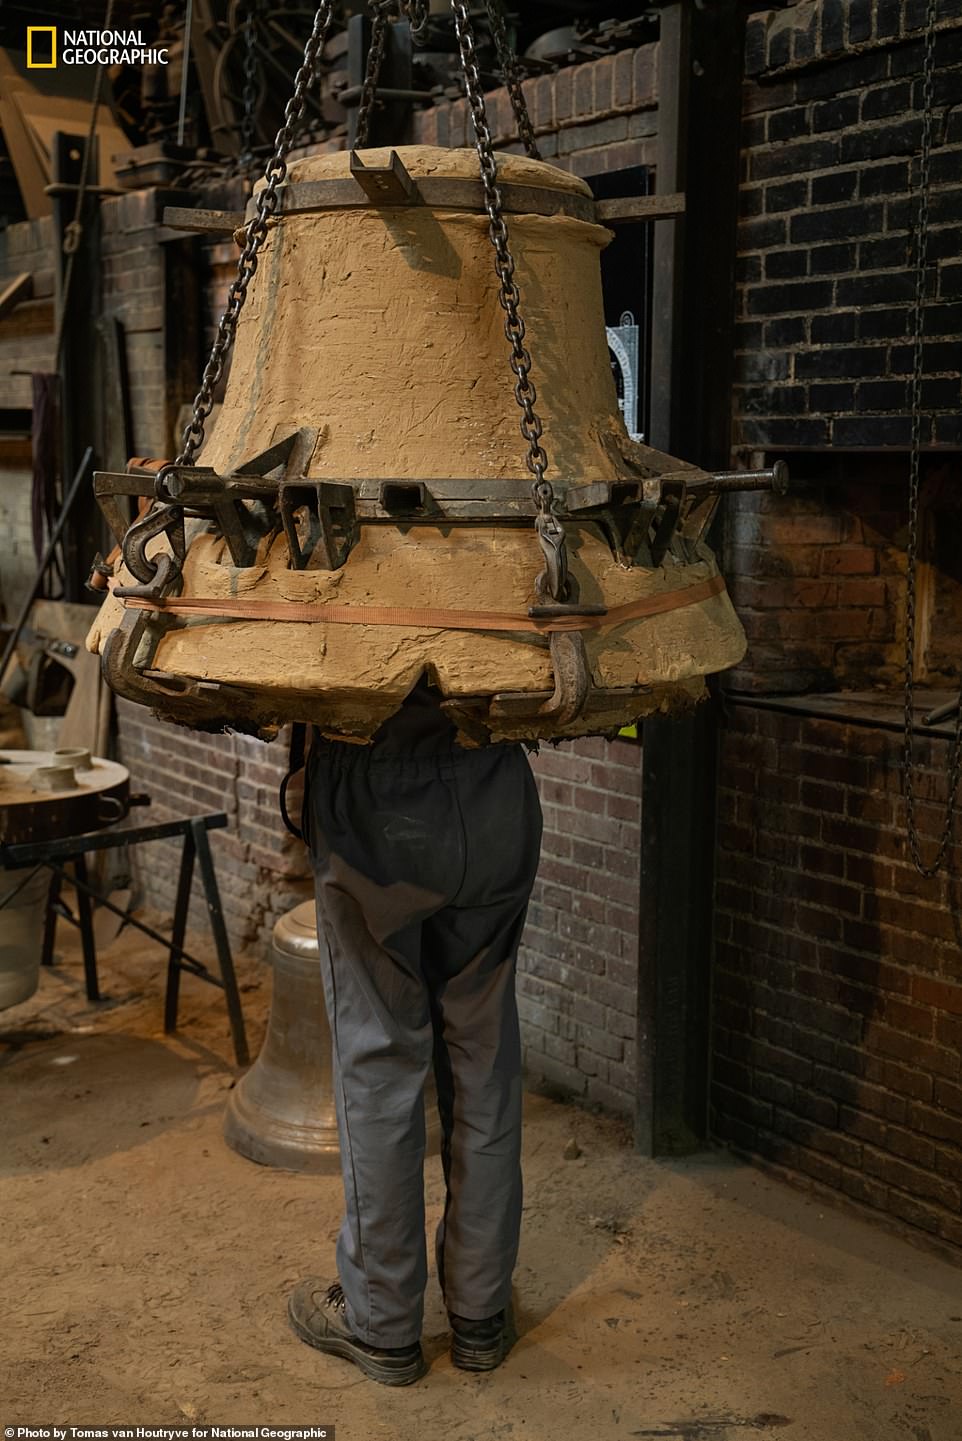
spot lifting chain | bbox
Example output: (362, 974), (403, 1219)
(177, 1), (336, 468)
(355, 1), (430, 148)
(485, 0), (541, 161)
(121, 1), (336, 588)
(902, 0), (962, 877)
(355, 4), (389, 148)
(450, 0), (567, 601)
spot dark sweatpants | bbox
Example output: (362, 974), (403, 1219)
(305, 730), (543, 1348)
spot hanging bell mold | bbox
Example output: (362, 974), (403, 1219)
(87, 145), (758, 745)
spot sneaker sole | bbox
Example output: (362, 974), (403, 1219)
(288, 1296), (427, 1387)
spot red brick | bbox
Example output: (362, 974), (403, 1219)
(820, 546), (879, 575)
(911, 975), (962, 1016)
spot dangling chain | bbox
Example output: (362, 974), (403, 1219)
(485, 0), (540, 161)
(239, 0), (259, 167)
(176, 1), (336, 467)
(902, 0), (962, 877)
(450, 0), (567, 600)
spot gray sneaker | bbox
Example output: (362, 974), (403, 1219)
(288, 1278), (427, 1387)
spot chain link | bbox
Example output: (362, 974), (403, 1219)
(355, 5), (389, 148)
(485, 0), (540, 161)
(902, 0), (962, 877)
(176, 1), (336, 468)
(397, 0), (429, 38)
(450, 0), (566, 599)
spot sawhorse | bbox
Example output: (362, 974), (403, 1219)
(0, 811), (249, 1065)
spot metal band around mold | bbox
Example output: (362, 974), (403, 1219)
(244, 175), (598, 225)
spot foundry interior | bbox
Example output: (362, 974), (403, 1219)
(2, 1), (962, 1437)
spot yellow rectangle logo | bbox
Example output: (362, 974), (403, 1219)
(27, 26), (57, 67)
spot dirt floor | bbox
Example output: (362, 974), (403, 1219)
(1, 915), (961, 1441)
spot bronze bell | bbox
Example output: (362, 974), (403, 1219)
(224, 898), (442, 1172)
(88, 145), (775, 745)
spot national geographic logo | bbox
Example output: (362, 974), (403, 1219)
(26, 26), (170, 67)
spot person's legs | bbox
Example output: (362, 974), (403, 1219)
(303, 741), (466, 1347)
(423, 745), (543, 1332)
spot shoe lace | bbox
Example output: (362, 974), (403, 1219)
(325, 1281), (346, 1312)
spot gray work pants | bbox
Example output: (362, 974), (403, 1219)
(306, 738), (543, 1347)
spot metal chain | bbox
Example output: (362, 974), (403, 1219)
(239, 0), (259, 166)
(902, 0), (962, 877)
(176, 1), (336, 467)
(450, 0), (567, 600)
(355, 5), (389, 148)
(485, 0), (541, 161)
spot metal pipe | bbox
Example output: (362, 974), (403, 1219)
(692, 461), (789, 495)
(923, 696), (961, 726)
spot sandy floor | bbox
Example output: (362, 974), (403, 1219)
(1, 916), (961, 1441)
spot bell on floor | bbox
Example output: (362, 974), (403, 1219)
(87, 145), (770, 745)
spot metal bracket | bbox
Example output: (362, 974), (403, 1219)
(649, 482), (685, 567)
(349, 149), (420, 205)
(279, 481), (357, 570)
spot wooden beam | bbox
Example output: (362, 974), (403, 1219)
(0, 272), (33, 321)
(162, 206), (245, 235)
(597, 192), (686, 224)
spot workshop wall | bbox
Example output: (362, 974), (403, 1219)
(713, 700), (962, 1252)
(725, 4), (962, 696)
(712, 0), (962, 1252)
(733, 2), (962, 457)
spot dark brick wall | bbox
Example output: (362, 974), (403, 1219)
(714, 4), (962, 1251)
(734, 4), (962, 453)
(713, 700), (962, 1250)
(721, 452), (962, 694)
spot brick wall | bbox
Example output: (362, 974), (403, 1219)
(713, 699), (962, 1250)
(412, 42), (658, 175)
(519, 737), (641, 1114)
(710, 0), (962, 1251)
(116, 700), (312, 953)
(100, 192), (171, 457)
(721, 452), (962, 694)
(734, 3), (962, 453)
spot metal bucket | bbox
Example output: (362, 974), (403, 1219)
(0, 867), (50, 1011)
